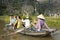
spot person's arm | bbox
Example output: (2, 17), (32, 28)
(35, 20), (41, 29)
(44, 22), (50, 29)
(22, 19), (25, 22)
(13, 20), (18, 27)
(31, 23), (36, 27)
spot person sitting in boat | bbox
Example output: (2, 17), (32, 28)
(22, 17), (31, 28)
(35, 14), (50, 31)
(5, 15), (17, 30)
(30, 22), (37, 31)
(13, 16), (23, 30)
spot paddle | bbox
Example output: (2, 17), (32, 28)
(0, 27), (25, 38)
(1, 26), (31, 37)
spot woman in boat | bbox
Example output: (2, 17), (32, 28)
(35, 14), (50, 31)
(5, 15), (17, 30)
(13, 16), (23, 30)
(22, 17), (31, 28)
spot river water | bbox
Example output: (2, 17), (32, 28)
(1, 30), (60, 40)
(0, 33), (53, 40)
(15, 30), (60, 40)
(9, 35), (53, 40)
(51, 30), (60, 40)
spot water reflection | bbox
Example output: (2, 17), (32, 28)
(7, 34), (53, 40)
(0, 34), (54, 40)
(19, 34), (53, 40)
(51, 30), (60, 40)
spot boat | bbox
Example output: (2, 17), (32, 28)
(19, 28), (56, 36)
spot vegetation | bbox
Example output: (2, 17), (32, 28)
(1, 0), (60, 16)
(45, 17), (60, 29)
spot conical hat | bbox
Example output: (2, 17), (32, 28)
(37, 14), (45, 19)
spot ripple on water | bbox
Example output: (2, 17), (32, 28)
(51, 30), (60, 40)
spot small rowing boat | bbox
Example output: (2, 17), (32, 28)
(19, 28), (56, 36)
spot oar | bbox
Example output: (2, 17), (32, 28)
(0, 28), (25, 37)
(0, 26), (31, 37)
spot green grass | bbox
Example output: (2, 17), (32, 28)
(0, 16), (10, 23)
(45, 17), (60, 29)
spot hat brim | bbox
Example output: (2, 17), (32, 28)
(37, 14), (45, 19)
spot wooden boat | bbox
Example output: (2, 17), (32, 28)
(19, 28), (56, 36)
